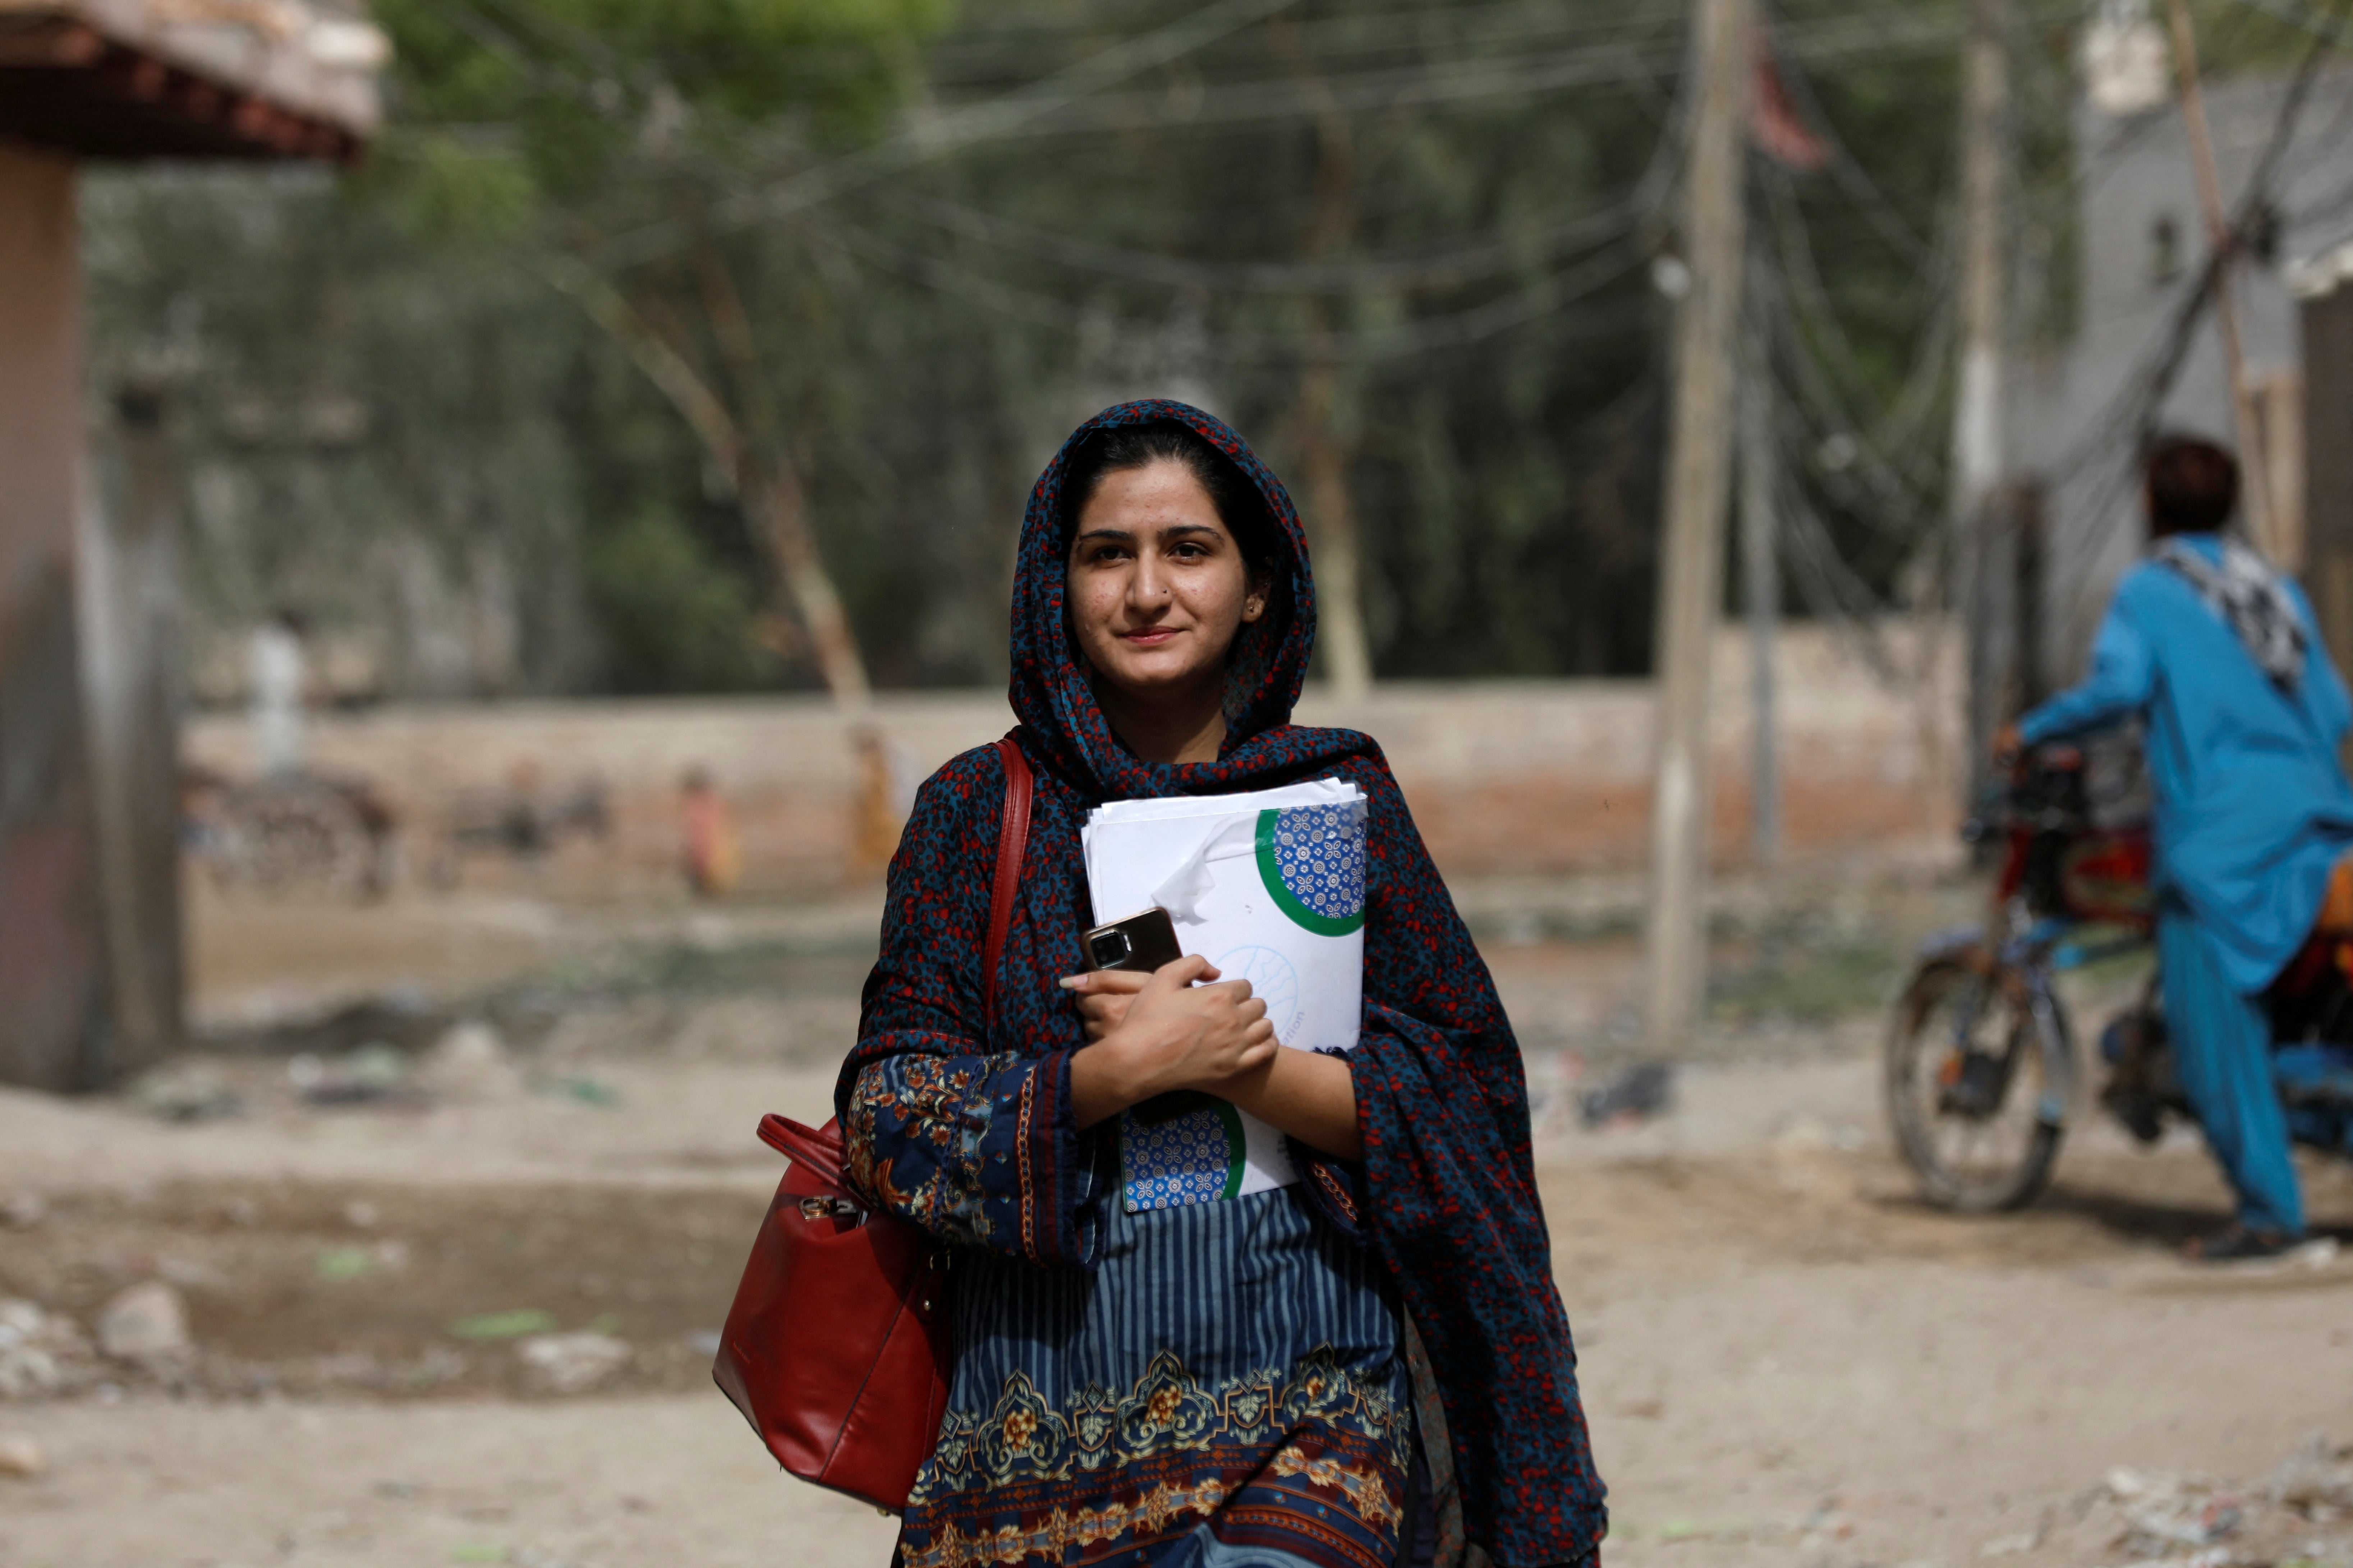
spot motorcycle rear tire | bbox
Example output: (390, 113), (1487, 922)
(1886, 956), (2066, 1212)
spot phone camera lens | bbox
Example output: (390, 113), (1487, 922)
(1090, 930), (1131, 968)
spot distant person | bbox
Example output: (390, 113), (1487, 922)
(846, 724), (914, 882)
(837, 403), (1603, 1568)
(248, 608), (307, 777)
(1997, 435), (2353, 1260)
(679, 767), (740, 898)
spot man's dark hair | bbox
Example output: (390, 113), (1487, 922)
(1060, 421), (1282, 591)
(2144, 434), (2239, 536)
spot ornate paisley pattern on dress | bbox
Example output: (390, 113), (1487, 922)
(843, 1053), (1013, 1246)
(902, 1348), (1406, 1568)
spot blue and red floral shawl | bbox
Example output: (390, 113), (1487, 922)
(838, 399), (1606, 1567)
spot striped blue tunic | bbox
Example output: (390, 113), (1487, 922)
(895, 1185), (1410, 1568)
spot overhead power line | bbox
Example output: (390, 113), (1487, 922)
(812, 216), (1654, 364)
(589, 0), (1309, 270)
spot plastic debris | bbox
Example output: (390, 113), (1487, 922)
(289, 1043), (415, 1106)
(516, 1331), (630, 1394)
(129, 1061), (244, 1123)
(1580, 1061), (1673, 1128)
(449, 1309), (560, 1342)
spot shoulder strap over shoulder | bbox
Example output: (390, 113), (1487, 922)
(983, 732), (1034, 1029)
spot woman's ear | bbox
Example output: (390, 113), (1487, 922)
(1241, 569), (1272, 624)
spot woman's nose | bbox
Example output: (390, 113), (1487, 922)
(1129, 554), (1172, 606)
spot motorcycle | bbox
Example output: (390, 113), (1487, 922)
(1886, 743), (2353, 1212)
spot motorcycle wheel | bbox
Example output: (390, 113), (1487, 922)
(1885, 956), (2066, 1212)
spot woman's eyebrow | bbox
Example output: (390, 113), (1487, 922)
(1072, 522), (1223, 545)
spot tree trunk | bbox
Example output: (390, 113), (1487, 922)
(1289, 350), (1372, 700)
(1274, 36), (1373, 702)
(548, 255), (874, 710)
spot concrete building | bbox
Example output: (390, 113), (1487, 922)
(2007, 55), (2353, 696)
(0, 0), (380, 1089)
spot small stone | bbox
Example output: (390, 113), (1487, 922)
(343, 1200), (380, 1230)
(418, 1021), (522, 1103)
(0, 1434), (46, 1477)
(516, 1332), (630, 1395)
(96, 1281), (192, 1362)
(1, 1193), (45, 1228)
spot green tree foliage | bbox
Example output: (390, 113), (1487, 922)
(86, 0), (2327, 698)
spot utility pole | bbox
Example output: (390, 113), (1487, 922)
(1954, 0), (2010, 801)
(1642, 0), (1751, 1058)
(1739, 276), (1781, 864)
(2165, 0), (2280, 557)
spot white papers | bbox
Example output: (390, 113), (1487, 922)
(1081, 779), (1368, 1210)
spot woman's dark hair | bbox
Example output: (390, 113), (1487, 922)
(2145, 434), (2239, 536)
(1060, 421), (1284, 591)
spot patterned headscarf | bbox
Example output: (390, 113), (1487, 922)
(2155, 536), (2308, 691)
(1008, 397), (1354, 796)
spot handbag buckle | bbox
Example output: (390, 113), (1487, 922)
(798, 1196), (865, 1222)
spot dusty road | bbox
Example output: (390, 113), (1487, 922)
(5, 884), (2353, 1568)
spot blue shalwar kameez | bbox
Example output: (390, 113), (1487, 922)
(2020, 533), (2353, 1236)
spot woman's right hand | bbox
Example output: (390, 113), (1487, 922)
(1066, 955), (1275, 1129)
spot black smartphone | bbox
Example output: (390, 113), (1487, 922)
(1081, 906), (1185, 973)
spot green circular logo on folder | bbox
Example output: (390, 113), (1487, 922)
(1255, 806), (1366, 936)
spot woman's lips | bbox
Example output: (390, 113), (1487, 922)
(1119, 627), (1179, 646)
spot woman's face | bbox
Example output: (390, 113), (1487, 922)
(1065, 460), (1266, 705)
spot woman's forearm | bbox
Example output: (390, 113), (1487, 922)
(1069, 1043), (1136, 1131)
(1222, 1049), (1363, 1162)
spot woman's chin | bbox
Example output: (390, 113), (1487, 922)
(1096, 655), (1220, 700)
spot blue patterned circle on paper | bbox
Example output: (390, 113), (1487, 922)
(1121, 1098), (1245, 1212)
(1215, 945), (1301, 1046)
(1255, 804), (1366, 936)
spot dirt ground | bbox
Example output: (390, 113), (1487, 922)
(7, 872), (2353, 1568)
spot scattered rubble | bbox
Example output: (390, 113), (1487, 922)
(516, 1331), (631, 1395)
(0, 1299), (95, 1399)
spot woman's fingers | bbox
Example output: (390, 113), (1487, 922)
(1059, 967), (1153, 996)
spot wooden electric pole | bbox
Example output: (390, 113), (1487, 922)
(1954, 0), (2010, 798)
(1642, 0), (1752, 1057)
(1739, 281), (1781, 864)
(2165, 0), (2280, 557)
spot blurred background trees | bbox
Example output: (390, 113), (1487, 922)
(81, 0), (2285, 704)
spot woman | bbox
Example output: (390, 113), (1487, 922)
(839, 401), (1603, 1568)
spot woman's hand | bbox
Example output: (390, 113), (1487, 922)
(1061, 965), (1154, 1043)
(1066, 955), (1275, 1128)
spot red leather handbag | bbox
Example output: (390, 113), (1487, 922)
(713, 733), (1034, 1514)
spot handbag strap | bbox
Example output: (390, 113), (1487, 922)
(983, 732), (1034, 1029)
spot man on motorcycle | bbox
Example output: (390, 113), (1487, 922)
(1996, 435), (2353, 1260)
